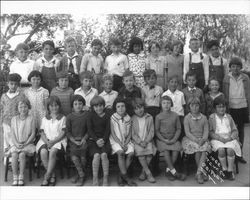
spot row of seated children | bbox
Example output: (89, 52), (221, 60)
(1, 58), (248, 186)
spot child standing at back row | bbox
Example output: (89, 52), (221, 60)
(34, 40), (60, 92)
(81, 39), (104, 93)
(183, 38), (206, 90)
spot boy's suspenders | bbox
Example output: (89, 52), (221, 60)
(208, 56), (224, 85)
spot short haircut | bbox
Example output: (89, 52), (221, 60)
(128, 37), (143, 53)
(8, 73), (22, 83)
(15, 43), (29, 52)
(132, 98), (145, 109)
(213, 96), (226, 108)
(189, 37), (199, 43)
(164, 41), (171, 50)
(91, 39), (103, 47)
(229, 57), (242, 69)
(112, 97), (127, 112)
(102, 73), (113, 84)
(171, 40), (184, 51)
(143, 69), (157, 79)
(148, 41), (161, 53)
(56, 71), (69, 80)
(80, 71), (93, 80)
(28, 70), (43, 82)
(207, 40), (220, 49)
(109, 38), (122, 46)
(64, 37), (77, 46)
(17, 98), (31, 111)
(90, 96), (105, 110)
(71, 94), (86, 108)
(168, 75), (179, 83)
(123, 70), (134, 78)
(187, 97), (201, 107)
(42, 40), (55, 49)
(47, 96), (62, 113)
(160, 95), (173, 107)
(185, 71), (197, 81)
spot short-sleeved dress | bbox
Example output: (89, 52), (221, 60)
(10, 115), (36, 154)
(131, 113), (156, 156)
(24, 87), (49, 129)
(110, 113), (134, 154)
(182, 113), (210, 154)
(66, 111), (88, 157)
(209, 113), (241, 157)
(128, 52), (146, 88)
(36, 114), (67, 152)
(155, 111), (182, 152)
(87, 111), (111, 156)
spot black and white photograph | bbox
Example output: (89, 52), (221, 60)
(0, 1), (249, 200)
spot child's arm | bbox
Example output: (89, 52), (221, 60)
(145, 116), (155, 144)
(184, 116), (199, 142)
(103, 57), (109, 73)
(183, 54), (189, 84)
(124, 55), (129, 70)
(145, 57), (150, 70)
(103, 115), (111, 143)
(65, 116), (78, 145)
(40, 130), (49, 145)
(79, 54), (88, 73)
(169, 116), (181, 143)
(208, 116), (222, 141)
(229, 115), (239, 141)
(110, 118), (123, 147)
(86, 114), (99, 142)
(24, 117), (36, 146)
(0, 95), (4, 124)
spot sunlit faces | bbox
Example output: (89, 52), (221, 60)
(116, 102), (126, 116)
(49, 102), (60, 114)
(123, 75), (134, 90)
(18, 102), (29, 116)
(92, 45), (102, 56)
(30, 76), (41, 89)
(230, 64), (241, 77)
(210, 45), (220, 58)
(8, 81), (19, 93)
(93, 104), (105, 116)
(133, 44), (142, 54)
(134, 105), (145, 117)
(186, 75), (196, 88)
(168, 77), (178, 92)
(190, 103), (200, 114)
(43, 44), (54, 58)
(81, 78), (92, 90)
(16, 49), (28, 62)
(58, 77), (69, 89)
(189, 40), (200, 53)
(209, 79), (220, 93)
(110, 44), (121, 54)
(66, 41), (77, 57)
(215, 104), (226, 116)
(103, 79), (113, 93)
(161, 99), (172, 111)
(73, 100), (84, 113)
(151, 44), (160, 55)
(145, 75), (157, 88)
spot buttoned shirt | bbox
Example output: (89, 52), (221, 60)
(104, 53), (129, 76)
(142, 85), (163, 107)
(74, 87), (98, 107)
(80, 52), (104, 74)
(99, 90), (118, 108)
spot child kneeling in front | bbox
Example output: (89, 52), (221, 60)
(131, 98), (156, 183)
(209, 97), (241, 180)
(110, 98), (137, 186)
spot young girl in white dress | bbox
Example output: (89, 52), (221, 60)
(110, 98), (137, 186)
(209, 97), (241, 180)
(10, 99), (36, 186)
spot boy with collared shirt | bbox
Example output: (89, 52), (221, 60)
(74, 71), (98, 111)
(183, 38), (207, 90)
(59, 37), (82, 90)
(104, 38), (129, 92)
(80, 39), (104, 93)
(223, 57), (250, 164)
(9, 43), (34, 88)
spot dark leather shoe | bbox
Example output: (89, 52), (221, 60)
(238, 157), (247, 164)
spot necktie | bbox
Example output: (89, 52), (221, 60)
(68, 56), (77, 74)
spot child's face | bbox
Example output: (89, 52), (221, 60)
(168, 78), (178, 92)
(133, 44), (142, 54)
(110, 44), (121, 54)
(43, 44), (54, 58)
(49, 102), (60, 114)
(8, 81), (19, 92)
(210, 45), (220, 58)
(93, 104), (104, 116)
(103, 79), (113, 93)
(215, 104), (226, 116)
(16, 49), (28, 62)
(116, 102), (126, 116)
(145, 75), (156, 87)
(81, 78), (92, 89)
(161, 99), (172, 111)
(31, 76), (41, 88)
(190, 103), (200, 114)
(92, 45), (102, 56)
(18, 102), (29, 116)
(209, 80), (219, 93)
(151, 44), (160, 55)
(189, 40), (200, 52)
(123, 75), (134, 90)
(134, 105), (144, 117)
(66, 42), (76, 56)
(73, 100), (84, 113)
(230, 64), (241, 77)
(186, 76), (196, 88)
(58, 77), (69, 89)
(173, 44), (182, 55)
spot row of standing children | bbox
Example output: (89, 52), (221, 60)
(1, 35), (249, 186)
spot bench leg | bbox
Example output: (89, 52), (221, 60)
(4, 156), (9, 182)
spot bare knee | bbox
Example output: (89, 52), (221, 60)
(49, 148), (58, 159)
(117, 151), (125, 158)
(127, 153), (134, 160)
(19, 152), (26, 160)
(40, 149), (48, 158)
(218, 148), (226, 157)
(93, 153), (100, 160)
(226, 148), (235, 157)
(101, 153), (108, 160)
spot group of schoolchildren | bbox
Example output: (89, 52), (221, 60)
(1, 35), (249, 187)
